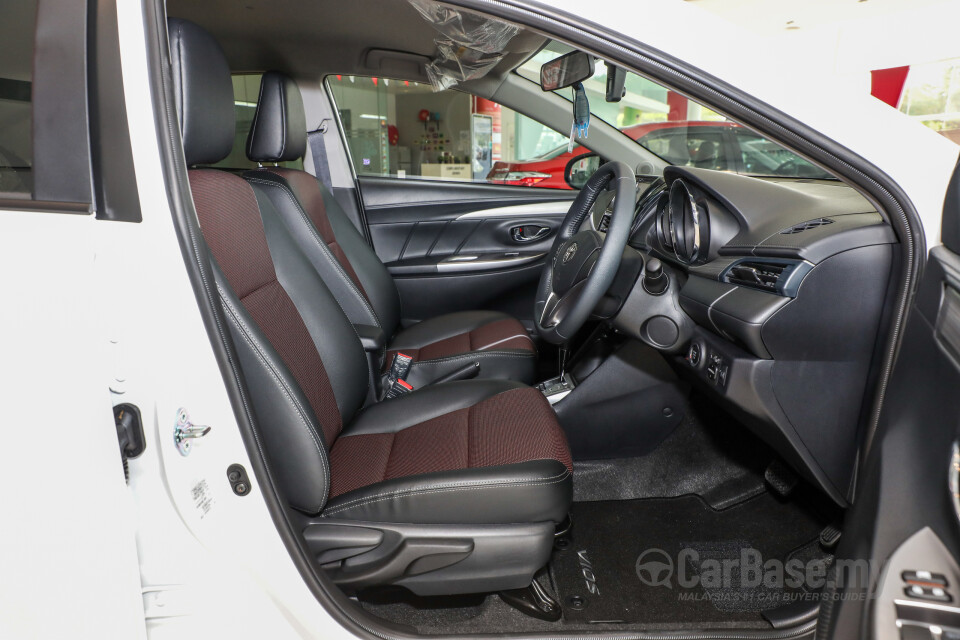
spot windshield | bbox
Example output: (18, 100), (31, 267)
(517, 43), (835, 180)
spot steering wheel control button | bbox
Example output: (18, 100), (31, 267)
(642, 257), (668, 295)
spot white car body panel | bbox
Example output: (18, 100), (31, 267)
(2, 1), (957, 638)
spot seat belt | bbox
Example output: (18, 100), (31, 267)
(307, 120), (333, 191)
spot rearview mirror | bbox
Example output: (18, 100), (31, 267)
(565, 152), (603, 190)
(540, 51), (594, 92)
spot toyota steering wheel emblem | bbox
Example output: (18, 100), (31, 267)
(562, 242), (579, 264)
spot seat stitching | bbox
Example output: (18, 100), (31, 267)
(247, 72), (267, 160)
(175, 24), (185, 142)
(324, 474), (571, 517)
(476, 334), (535, 351)
(278, 77), (287, 159)
(219, 285), (331, 513)
(247, 176), (383, 330)
(409, 351), (535, 366)
(466, 403), (473, 468)
(322, 468), (570, 516)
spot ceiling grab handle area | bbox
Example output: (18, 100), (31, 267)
(407, 0), (519, 91)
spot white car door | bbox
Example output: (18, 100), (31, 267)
(0, 1), (146, 638)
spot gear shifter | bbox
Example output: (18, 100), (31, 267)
(642, 257), (668, 295)
(538, 344), (574, 405)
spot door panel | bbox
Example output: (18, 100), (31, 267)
(358, 176), (574, 324)
(820, 165), (960, 639)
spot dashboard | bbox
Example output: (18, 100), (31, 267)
(608, 166), (897, 505)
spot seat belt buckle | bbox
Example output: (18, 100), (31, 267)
(388, 352), (414, 382)
(384, 378), (413, 399)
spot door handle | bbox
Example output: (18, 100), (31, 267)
(511, 225), (551, 243)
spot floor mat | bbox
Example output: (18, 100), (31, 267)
(572, 394), (774, 508)
(551, 492), (831, 625)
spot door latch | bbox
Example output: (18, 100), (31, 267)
(174, 408), (211, 456)
(511, 225), (550, 243)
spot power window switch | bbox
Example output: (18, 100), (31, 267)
(899, 623), (936, 640)
(903, 570), (948, 586)
(904, 584), (952, 602)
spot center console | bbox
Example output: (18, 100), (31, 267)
(535, 328), (690, 460)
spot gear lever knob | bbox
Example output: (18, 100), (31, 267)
(643, 257), (668, 295)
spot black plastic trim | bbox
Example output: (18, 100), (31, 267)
(0, 199), (92, 214)
(32, 0), (94, 205)
(88, 0), (141, 221)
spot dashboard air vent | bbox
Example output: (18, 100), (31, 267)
(725, 261), (790, 293)
(780, 218), (834, 234)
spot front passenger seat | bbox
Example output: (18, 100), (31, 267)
(244, 72), (536, 389)
(168, 18), (571, 597)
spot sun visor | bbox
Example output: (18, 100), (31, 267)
(408, 0), (519, 91)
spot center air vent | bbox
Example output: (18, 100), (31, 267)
(780, 218), (834, 234)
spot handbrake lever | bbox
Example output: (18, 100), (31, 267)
(431, 362), (481, 385)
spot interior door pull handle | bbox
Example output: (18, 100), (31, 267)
(511, 225), (550, 242)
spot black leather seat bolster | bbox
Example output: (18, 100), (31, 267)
(344, 378), (526, 436)
(321, 459), (572, 525)
(211, 260), (332, 515)
(389, 310), (525, 349)
(245, 171), (384, 333)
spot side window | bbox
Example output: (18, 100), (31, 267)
(640, 128), (729, 171)
(326, 75), (566, 188)
(205, 74), (303, 171)
(733, 130), (833, 179)
(0, 1), (36, 197)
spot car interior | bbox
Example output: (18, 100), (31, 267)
(162, 0), (898, 634)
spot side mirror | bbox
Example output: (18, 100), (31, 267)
(540, 51), (594, 92)
(564, 152), (603, 190)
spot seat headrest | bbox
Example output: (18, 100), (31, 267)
(246, 71), (307, 164)
(167, 18), (235, 166)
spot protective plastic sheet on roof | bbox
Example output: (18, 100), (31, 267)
(408, 0), (519, 91)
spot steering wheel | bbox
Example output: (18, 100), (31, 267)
(535, 161), (637, 344)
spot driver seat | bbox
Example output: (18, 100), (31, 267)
(244, 72), (536, 388)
